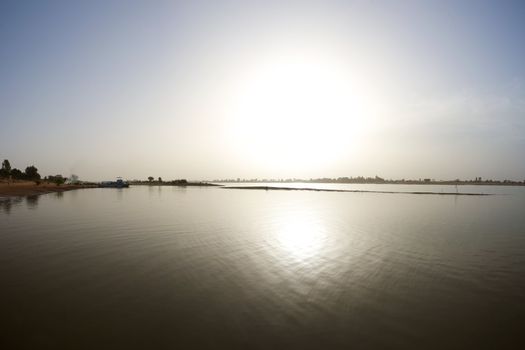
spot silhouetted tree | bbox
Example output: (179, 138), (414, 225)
(158, 177), (162, 182)
(10, 168), (23, 179)
(24, 166), (40, 180)
(148, 176), (154, 182)
(1, 159), (11, 178)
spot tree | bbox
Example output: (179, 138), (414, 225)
(148, 176), (154, 182)
(24, 165), (40, 180)
(1, 159), (11, 178)
(10, 168), (23, 179)
(48, 175), (65, 186)
(55, 176), (65, 186)
(158, 177), (162, 182)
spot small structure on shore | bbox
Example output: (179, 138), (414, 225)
(99, 177), (129, 188)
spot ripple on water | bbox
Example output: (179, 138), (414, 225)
(1, 186), (524, 348)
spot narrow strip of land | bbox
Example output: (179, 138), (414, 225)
(0, 182), (96, 197)
(129, 182), (221, 187)
(222, 186), (490, 195)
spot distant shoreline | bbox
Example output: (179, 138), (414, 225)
(0, 181), (221, 197)
(0, 180), (507, 198)
(222, 186), (491, 196)
(129, 182), (221, 187)
(214, 180), (525, 186)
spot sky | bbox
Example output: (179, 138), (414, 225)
(1, 0), (524, 181)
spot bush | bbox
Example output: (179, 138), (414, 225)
(47, 175), (65, 186)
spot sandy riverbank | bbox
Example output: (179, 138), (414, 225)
(0, 181), (97, 197)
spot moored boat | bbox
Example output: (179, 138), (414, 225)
(99, 177), (129, 188)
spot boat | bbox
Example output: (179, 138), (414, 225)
(99, 177), (129, 188)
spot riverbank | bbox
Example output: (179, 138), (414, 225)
(222, 185), (491, 195)
(129, 182), (221, 187)
(0, 181), (97, 197)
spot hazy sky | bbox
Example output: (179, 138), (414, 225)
(1, 0), (524, 181)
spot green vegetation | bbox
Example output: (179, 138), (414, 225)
(46, 175), (66, 186)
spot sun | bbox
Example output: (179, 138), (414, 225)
(228, 53), (366, 173)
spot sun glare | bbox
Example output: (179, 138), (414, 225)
(275, 214), (326, 261)
(229, 54), (367, 173)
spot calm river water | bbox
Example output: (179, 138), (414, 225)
(1, 184), (524, 349)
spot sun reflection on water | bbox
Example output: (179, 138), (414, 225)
(275, 215), (326, 261)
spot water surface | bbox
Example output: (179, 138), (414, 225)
(1, 185), (524, 349)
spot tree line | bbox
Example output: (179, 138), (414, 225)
(1, 159), (68, 185)
(213, 175), (525, 185)
(128, 177), (188, 185)
(145, 176), (187, 185)
(1, 159), (40, 181)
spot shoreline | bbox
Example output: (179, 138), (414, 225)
(222, 186), (491, 196)
(215, 181), (524, 187)
(0, 181), (495, 197)
(0, 182), (97, 197)
(129, 182), (221, 187)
